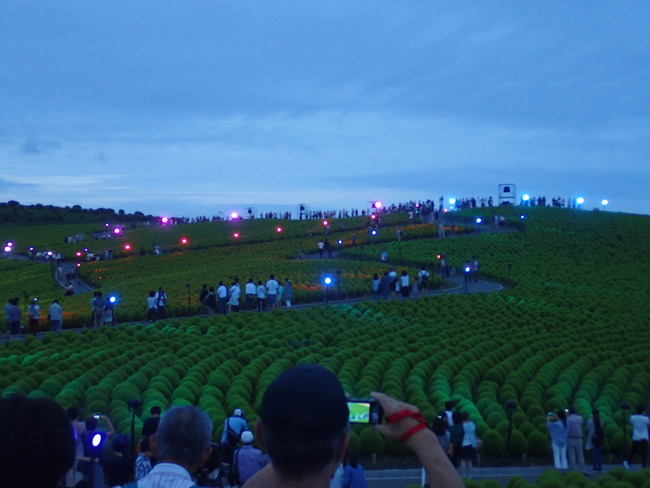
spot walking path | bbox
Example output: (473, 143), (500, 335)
(365, 464), (641, 488)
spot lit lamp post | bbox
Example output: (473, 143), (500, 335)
(503, 400), (517, 463)
(323, 275), (333, 304)
(463, 264), (471, 294)
(601, 199), (609, 210)
(108, 296), (117, 325)
(475, 217), (482, 234)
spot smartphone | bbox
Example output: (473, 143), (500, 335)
(347, 397), (383, 425)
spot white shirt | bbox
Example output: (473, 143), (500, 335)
(229, 285), (240, 305)
(400, 275), (410, 287)
(256, 285), (266, 299)
(630, 414), (650, 441)
(130, 462), (195, 488)
(245, 282), (256, 295)
(49, 303), (63, 320)
(266, 279), (279, 295)
(217, 285), (228, 298)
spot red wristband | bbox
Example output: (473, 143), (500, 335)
(398, 422), (427, 442)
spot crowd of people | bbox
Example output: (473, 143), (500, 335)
(0, 364), (467, 488)
(1, 362), (649, 488)
(194, 276), (293, 316)
(547, 405), (649, 473)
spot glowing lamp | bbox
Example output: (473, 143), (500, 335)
(577, 197), (585, 205)
(374, 201), (382, 209)
(161, 217), (169, 224)
(370, 214), (376, 220)
(109, 296), (116, 304)
(76, 263), (81, 268)
(233, 232), (240, 238)
(47, 251), (53, 256)
(370, 229), (378, 236)
(520, 214), (526, 220)
(437, 254), (441, 259)
(522, 194), (530, 202)
(276, 227), (283, 233)
(337, 239), (343, 245)
(6, 241), (13, 247)
(76, 251), (82, 257)
(124, 244), (131, 251)
(92, 433), (103, 447)
(230, 212), (238, 220)
(449, 198), (456, 205)
(323, 276), (333, 286)
(180, 237), (189, 245)
(113, 227), (121, 235)
(323, 220), (328, 226)
(464, 266), (471, 274)
(601, 199), (609, 206)
(475, 217), (482, 224)
(3, 246), (11, 253)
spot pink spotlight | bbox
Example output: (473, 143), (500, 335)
(374, 201), (382, 209)
(233, 232), (240, 239)
(180, 237), (189, 245)
(276, 227), (283, 233)
(124, 244), (132, 251)
(113, 227), (121, 235)
(161, 217), (169, 224)
(76, 251), (82, 257)
(230, 212), (238, 220)
(323, 220), (329, 226)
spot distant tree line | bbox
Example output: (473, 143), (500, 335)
(0, 201), (157, 226)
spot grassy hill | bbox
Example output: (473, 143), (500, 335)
(1, 204), (649, 475)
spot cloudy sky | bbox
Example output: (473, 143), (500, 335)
(1, 1), (648, 217)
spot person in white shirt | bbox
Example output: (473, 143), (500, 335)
(244, 278), (256, 311)
(256, 281), (266, 311)
(217, 281), (228, 314)
(121, 406), (212, 488)
(266, 275), (279, 308)
(624, 405), (649, 469)
(49, 299), (63, 333)
(229, 281), (241, 313)
(400, 271), (410, 299)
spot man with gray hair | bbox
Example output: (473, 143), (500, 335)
(122, 405), (213, 488)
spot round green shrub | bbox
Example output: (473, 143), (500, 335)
(481, 429), (504, 456)
(359, 428), (384, 455)
(526, 430), (550, 458)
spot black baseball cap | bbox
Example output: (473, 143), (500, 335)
(261, 364), (349, 441)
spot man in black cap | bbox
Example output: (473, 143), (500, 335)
(245, 364), (462, 488)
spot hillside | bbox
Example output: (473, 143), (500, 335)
(1, 204), (649, 470)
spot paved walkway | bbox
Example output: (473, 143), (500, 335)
(365, 464), (640, 488)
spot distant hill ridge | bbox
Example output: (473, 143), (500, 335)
(0, 200), (157, 226)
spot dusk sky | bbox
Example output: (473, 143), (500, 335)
(1, 2), (649, 218)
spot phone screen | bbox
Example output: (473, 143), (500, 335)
(348, 401), (372, 424)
